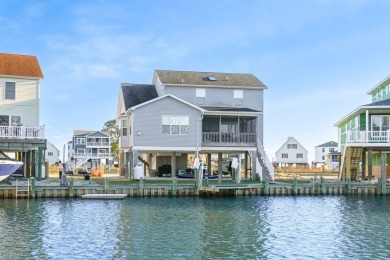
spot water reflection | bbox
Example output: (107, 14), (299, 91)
(0, 196), (389, 259)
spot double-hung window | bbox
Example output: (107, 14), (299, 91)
(162, 116), (189, 135)
(196, 88), (206, 106)
(5, 82), (15, 100)
(234, 90), (243, 106)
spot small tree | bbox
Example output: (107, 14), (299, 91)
(102, 119), (119, 160)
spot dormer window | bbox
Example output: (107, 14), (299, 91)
(5, 82), (15, 100)
(196, 88), (206, 105)
(234, 90), (243, 106)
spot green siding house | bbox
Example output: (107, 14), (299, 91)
(335, 75), (390, 181)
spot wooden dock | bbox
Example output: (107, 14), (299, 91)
(81, 194), (127, 199)
(0, 176), (388, 198)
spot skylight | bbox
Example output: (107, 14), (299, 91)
(208, 76), (217, 81)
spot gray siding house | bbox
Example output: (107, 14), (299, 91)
(68, 130), (110, 170)
(117, 70), (274, 180)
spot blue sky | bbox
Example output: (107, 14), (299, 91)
(1, 0), (390, 163)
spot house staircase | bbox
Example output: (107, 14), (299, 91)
(74, 154), (93, 169)
(339, 146), (363, 181)
(255, 139), (275, 181)
(138, 156), (150, 167)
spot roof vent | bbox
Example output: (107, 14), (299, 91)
(181, 79), (184, 83)
(225, 77), (229, 81)
(208, 76), (217, 81)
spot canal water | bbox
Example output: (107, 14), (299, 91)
(1, 196), (390, 259)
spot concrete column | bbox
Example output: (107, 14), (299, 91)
(244, 152), (249, 179)
(381, 153), (387, 194)
(361, 150), (366, 180)
(171, 152), (176, 178)
(26, 150), (32, 178)
(207, 153), (212, 175)
(218, 152), (222, 175)
(38, 147), (43, 181)
(252, 151), (257, 180)
(368, 149), (373, 181)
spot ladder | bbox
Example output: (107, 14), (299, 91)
(15, 179), (30, 198)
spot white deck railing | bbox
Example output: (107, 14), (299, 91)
(346, 130), (390, 143)
(202, 132), (256, 143)
(74, 153), (110, 158)
(86, 142), (110, 147)
(0, 126), (44, 139)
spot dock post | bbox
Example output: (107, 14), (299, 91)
(320, 176), (326, 195)
(104, 178), (109, 194)
(172, 177), (177, 196)
(139, 177), (144, 197)
(31, 177), (36, 198)
(347, 177), (351, 194)
(293, 176), (298, 195)
(69, 177), (74, 197)
(377, 178), (383, 195)
(264, 177), (269, 195)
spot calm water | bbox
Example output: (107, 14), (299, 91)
(1, 196), (390, 259)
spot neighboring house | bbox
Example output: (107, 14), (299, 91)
(313, 141), (338, 167)
(335, 75), (390, 181)
(325, 150), (339, 171)
(0, 53), (46, 178)
(274, 136), (308, 167)
(116, 70), (274, 180)
(67, 130), (110, 170)
(45, 140), (60, 165)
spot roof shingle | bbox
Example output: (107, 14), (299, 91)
(121, 84), (158, 110)
(0, 53), (43, 78)
(155, 70), (266, 88)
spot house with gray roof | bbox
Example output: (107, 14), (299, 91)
(335, 74), (390, 181)
(116, 70), (274, 181)
(313, 141), (338, 168)
(67, 130), (110, 171)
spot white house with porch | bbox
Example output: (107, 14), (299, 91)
(0, 53), (46, 178)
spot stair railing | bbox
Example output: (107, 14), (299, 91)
(256, 138), (275, 180)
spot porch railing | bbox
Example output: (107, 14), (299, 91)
(346, 130), (390, 143)
(0, 126), (45, 139)
(73, 153), (110, 158)
(202, 132), (256, 143)
(86, 142), (110, 147)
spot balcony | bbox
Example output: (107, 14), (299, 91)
(202, 132), (256, 145)
(0, 126), (44, 139)
(86, 141), (110, 147)
(346, 130), (390, 143)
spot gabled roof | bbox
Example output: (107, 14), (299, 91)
(334, 99), (390, 127)
(367, 75), (390, 95)
(316, 141), (338, 148)
(154, 70), (267, 88)
(275, 136), (308, 154)
(0, 53), (43, 78)
(73, 130), (109, 137)
(121, 83), (158, 111)
(130, 94), (205, 112)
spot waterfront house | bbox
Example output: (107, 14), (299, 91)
(325, 150), (339, 171)
(67, 130), (110, 171)
(116, 70), (274, 180)
(0, 53), (46, 178)
(335, 75), (390, 181)
(313, 141), (338, 168)
(45, 140), (60, 165)
(274, 136), (309, 168)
